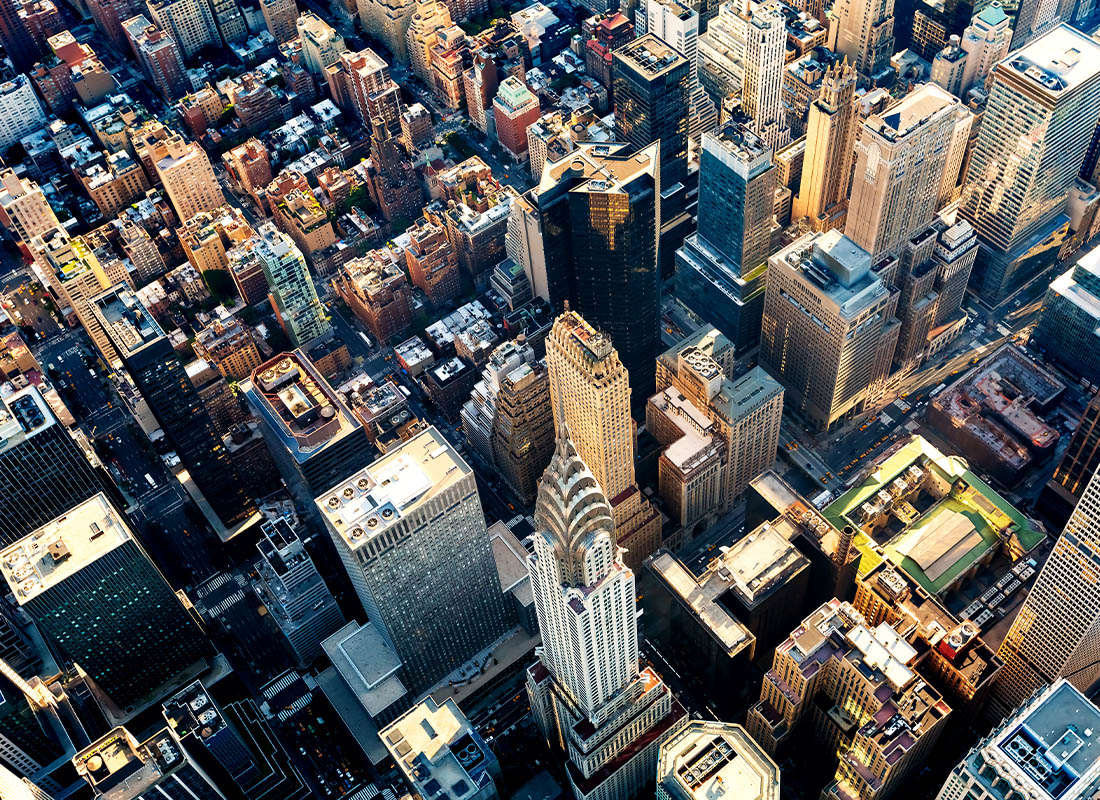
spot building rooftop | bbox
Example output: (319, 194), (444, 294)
(614, 33), (686, 77)
(540, 140), (659, 194)
(91, 286), (164, 358)
(242, 351), (361, 462)
(161, 680), (226, 742)
(657, 720), (780, 800)
(322, 621), (407, 717)
(1, 493), (133, 603)
(73, 727), (185, 800)
(316, 426), (472, 550)
(823, 436), (1045, 597)
(866, 83), (958, 142)
(1000, 24), (1100, 95)
(648, 525), (810, 657)
(984, 679), (1100, 799)
(0, 385), (59, 455)
(380, 697), (497, 800)
(772, 230), (890, 317)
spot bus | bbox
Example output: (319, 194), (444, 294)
(930, 382), (947, 398)
(144, 473), (157, 488)
(359, 332), (373, 349)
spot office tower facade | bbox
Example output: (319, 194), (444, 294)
(1008, 0), (1056, 50)
(0, 386), (103, 547)
(149, 135), (225, 224)
(1031, 244), (1100, 387)
(930, 217), (979, 327)
(759, 231), (899, 431)
(936, 679), (1100, 800)
(162, 681), (259, 792)
(747, 600), (950, 800)
(612, 34), (690, 188)
(994, 464), (1100, 712)
(961, 26), (1100, 306)
(254, 223), (329, 347)
(74, 726), (224, 799)
(93, 287), (253, 528)
(545, 311), (662, 568)
(739, 1), (790, 151)
(794, 59), (858, 231)
(241, 350), (372, 506)
(316, 427), (514, 694)
(0, 494), (211, 718)
(460, 339), (554, 505)
(0, 662), (82, 797)
(655, 329), (784, 515)
(845, 84), (966, 260)
(832, 0), (895, 83)
(533, 143), (662, 404)
(675, 123), (775, 353)
(643, 0), (718, 149)
(0, 171), (58, 244)
(147, 0), (219, 58)
(656, 721), (780, 800)
(253, 517), (345, 667)
(0, 765), (53, 800)
(1050, 392), (1100, 505)
(381, 698), (500, 800)
(526, 425), (687, 800)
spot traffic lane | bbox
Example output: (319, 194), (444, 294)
(4, 278), (61, 339)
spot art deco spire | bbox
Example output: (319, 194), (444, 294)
(533, 421), (616, 588)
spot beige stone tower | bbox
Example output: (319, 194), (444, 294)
(793, 60), (857, 232)
(545, 310), (662, 568)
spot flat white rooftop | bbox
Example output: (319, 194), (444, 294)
(0, 493), (131, 603)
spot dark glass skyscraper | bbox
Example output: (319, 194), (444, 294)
(675, 122), (776, 353)
(0, 386), (104, 547)
(0, 494), (213, 717)
(612, 34), (690, 189)
(91, 286), (253, 528)
(528, 142), (662, 406)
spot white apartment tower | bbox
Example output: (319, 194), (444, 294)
(993, 464), (1100, 715)
(545, 311), (662, 569)
(831, 0), (894, 84)
(526, 424), (687, 800)
(0, 171), (59, 244)
(959, 4), (1012, 95)
(740, 1), (790, 151)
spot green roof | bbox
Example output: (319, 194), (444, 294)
(823, 436), (1045, 596)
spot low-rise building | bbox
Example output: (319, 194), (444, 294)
(193, 317), (262, 379)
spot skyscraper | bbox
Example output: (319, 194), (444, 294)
(936, 679), (1100, 800)
(316, 427), (514, 694)
(530, 143), (662, 403)
(612, 34), (690, 188)
(1031, 244), (1100, 387)
(526, 424), (686, 800)
(960, 25), (1100, 305)
(92, 287), (254, 529)
(1008, 0), (1056, 51)
(642, 0), (718, 149)
(994, 464), (1100, 713)
(73, 726), (225, 799)
(0, 494), (212, 718)
(831, 0), (895, 83)
(259, 0), (297, 41)
(254, 223), (330, 347)
(0, 386), (104, 547)
(252, 517), (346, 667)
(793, 59), (858, 232)
(146, 0), (219, 58)
(675, 123), (776, 353)
(1049, 392), (1100, 506)
(759, 231), (899, 431)
(148, 134), (225, 224)
(545, 311), (662, 568)
(162, 681), (260, 792)
(0, 765), (53, 800)
(739, 1), (790, 151)
(241, 350), (371, 509)
(0, 170), (59, 244)
(845, 84), (967, 260)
